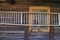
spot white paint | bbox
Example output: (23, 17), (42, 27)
(58, 14), (60, 25)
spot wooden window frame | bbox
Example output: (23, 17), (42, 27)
(29, 6), (50, 32)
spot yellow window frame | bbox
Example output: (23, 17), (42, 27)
(29, 6), (50, 32)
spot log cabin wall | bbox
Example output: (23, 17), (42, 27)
(0, 1), (60, 40)
(0, 0), (60, 31)
(0, 3), (29, 11)
(0, 0), (60, 12)
(0, 1), (60, 30)
(0, 1), (40, 11)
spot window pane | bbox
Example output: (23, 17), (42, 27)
(41, 13), (47, 25)
(33, 13), (38, 25)
(33, 13), (47, 25)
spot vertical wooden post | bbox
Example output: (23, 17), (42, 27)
(25, 26), (29, 40)
(29, 13), (33, 31)
(47, 8), (50, 32)
(49, 26), (54, 40)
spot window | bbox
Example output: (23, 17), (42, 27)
(29, 6), (50, 25)
(29, 6), (50, 32)
(33, 13), (47, 25)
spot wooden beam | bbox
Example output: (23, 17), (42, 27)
(25, 26), (29, 40)
(49, 26), (54, 40)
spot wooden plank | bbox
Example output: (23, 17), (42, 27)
(0, 31), (24, 33)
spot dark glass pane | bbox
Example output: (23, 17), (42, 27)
(33, 13), (38, 25)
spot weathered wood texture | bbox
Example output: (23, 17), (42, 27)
(0, 25), (25, 30)
(49, 26), (54, 40)
(0, 2), (39, 11)
(25, 26), (29, 40)
(0, 2), (60, 12)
